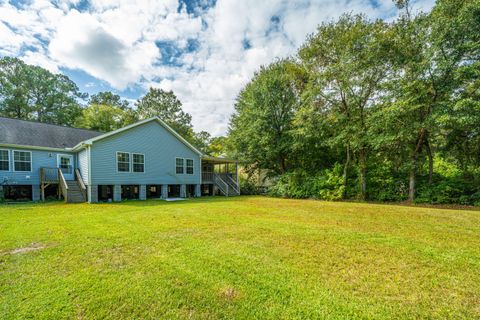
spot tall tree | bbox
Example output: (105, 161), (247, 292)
(74, 104), (136, 132)
(386, 0), (480, 201)
(89, 91), (130, 110)
(135, 88), (194, 140)
(0, 57), (85, 126)
(299, 15), (393, 200)
(229, 59), (300, 174)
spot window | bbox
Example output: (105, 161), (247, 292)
(13, 151), (31, 172)
(132, 153), (145, 173)
(186, 159), (194, 174)
(176, 158), (184, 174)
(117, 152), (130, 172)
(0, 149), (9, 171)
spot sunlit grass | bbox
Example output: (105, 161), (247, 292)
(1, 196), (479, 319)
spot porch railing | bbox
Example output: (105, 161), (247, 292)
(75, 168), (87, 201)
(225, 175), (240, 195)
(58, 169), (69, 202)
(40, 167), (59, 183)
(213, 173), (229, 196)
(202, 172), (214, 182)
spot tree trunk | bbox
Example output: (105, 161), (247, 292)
(408, 129), (426, 201)
(278, 155), (286, 174)
(358, 148), (367, 201)
(424, 135), (433, 184)
(408, 163), (416, 202)
(343, 144), (350, 200)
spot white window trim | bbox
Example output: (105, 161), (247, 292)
(132, 153), (145, 173)
(56, 154), (74, 172)
(186, 158), (194, 175)
(175, 157), (185, 175)
(116, 151), (131, 173)
(12, 150), (32, 172)
(0, 149), (10, 172)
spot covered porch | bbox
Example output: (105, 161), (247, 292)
(201, 156), (239, 196)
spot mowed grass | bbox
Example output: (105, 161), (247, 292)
(1, 197), (479, 319)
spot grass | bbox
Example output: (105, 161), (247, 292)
(1, 196), (479, 319)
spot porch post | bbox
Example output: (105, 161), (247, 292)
(113, 185), (121, 202)
(139, 185), (146, 200)
(180, 184), (186, 198)
(161, 184), (168, 199)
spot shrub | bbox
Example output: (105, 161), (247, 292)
(269, 164), (345, 200)
(415, 178), (480, 205)
(239, 175), (259, 195)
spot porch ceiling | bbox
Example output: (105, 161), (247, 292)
(201, 156), (237, 164)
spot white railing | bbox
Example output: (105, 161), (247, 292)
(225, 175), (239, 195)
(213, 173), (229, 196)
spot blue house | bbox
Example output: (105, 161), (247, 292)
(0, 116), (239, 203)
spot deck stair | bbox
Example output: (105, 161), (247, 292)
(214, 173), (240, 196)
(40, 167), (87, 203)
(64, 180), (87, 203)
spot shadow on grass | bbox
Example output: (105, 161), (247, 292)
(113, 196), (253, 207)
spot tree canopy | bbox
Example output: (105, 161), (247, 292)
(0, 57), (85, 126)
(228, 0), (480, 204)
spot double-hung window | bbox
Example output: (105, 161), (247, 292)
(186, 159), (194, 174)
(117, 152), (130, 172)
(0, 149), (9, 171)
(13, 150), (31, 172)
(132, 153), (145, 173)
(176, 158), (184, 174)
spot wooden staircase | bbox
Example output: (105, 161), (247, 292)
(64, 180), (87, 203)
(214, 173), (240, 196)
(41, 167), (87, 203)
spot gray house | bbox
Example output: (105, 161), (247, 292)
(0, 116), (239, 203)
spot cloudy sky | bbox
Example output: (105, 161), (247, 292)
(0, 0), (435, 135)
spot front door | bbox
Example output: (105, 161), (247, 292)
(57, 154), (74, 180)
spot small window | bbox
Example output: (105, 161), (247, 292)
(132, 153), (145, 173)
(186, 159), (194, 174)
(13, 150), (31, 172)
(0, 149), (9, 171)
(176, 158), (184, 174)
(117, 152), (130, 172)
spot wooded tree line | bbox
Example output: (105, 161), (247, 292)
(0, 57), (221, 154)
(228, 0), (480, 204)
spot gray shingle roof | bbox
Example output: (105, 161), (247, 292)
(0, 117), (103, 149)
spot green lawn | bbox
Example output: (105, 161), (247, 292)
(1, 196), (479, 319)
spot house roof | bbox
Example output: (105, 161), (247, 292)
(0, 116), (102, 150)
(75, 117), (204, 156)
(0, 116), (237, 162)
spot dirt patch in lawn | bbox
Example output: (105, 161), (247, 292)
(9, 243), (46, 255)
(219, 286), (239, 301)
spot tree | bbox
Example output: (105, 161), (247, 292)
(74, 104), (135, 132)
(209, 136), (229, 157)
(0, 57), (85, 126)
(135, 88), (194, 140)
(229, 59), (300, 175)
(89, 91), (130, 110)
(191, 131), (212, 155)
(383, 0), (480, 201)
(299, 15), (393, 200)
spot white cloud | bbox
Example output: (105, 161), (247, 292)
(0, 0), (435, 135)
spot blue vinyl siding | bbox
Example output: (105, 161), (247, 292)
(89, 121), (201, 185)
(0, 148), (75, 185)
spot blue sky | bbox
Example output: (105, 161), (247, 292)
(0, 0), (435, 135)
